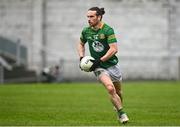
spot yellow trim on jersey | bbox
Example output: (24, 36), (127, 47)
(99, 22), (104, 29)
(108, 34), (116, 40)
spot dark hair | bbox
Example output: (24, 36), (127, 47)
(88, 7), (105, 18)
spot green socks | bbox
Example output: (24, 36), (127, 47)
(118, 108), (125, 116)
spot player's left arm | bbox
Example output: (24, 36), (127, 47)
(100, 42), (118, 62)
(89, 42), (118, 71)
(100, 27), (118, 62)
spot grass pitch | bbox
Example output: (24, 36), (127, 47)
(0, 81), (180, 126)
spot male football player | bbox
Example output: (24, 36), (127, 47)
(77, 7), (129, 124)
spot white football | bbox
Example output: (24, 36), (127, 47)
(80, 56), (95, 72)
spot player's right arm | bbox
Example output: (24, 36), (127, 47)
(78, 28), (87, 60)
(77, 40), (85, 60)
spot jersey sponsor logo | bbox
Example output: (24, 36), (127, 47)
(92, 41), (104, 52)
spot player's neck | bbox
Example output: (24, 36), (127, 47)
(92, 21), (103, 30)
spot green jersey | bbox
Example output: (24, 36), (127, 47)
(80, 23), (118, 69)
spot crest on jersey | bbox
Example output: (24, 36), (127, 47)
(99, 34), (105, 39)
(92, 41), (104, 52)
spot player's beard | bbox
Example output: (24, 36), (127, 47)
(88, 20), (99, 28)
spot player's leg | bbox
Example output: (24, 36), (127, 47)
(99, 73), (123, 110)
(94, 67), (129, 123)
(113, 81), (123, 103)
(108, 64), (123, 103)
(99, 74), (128, 123)
(113, 81), (129, 123)
(106, 63), (129, 123)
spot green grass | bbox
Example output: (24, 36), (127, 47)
(0, 81), (180, 126)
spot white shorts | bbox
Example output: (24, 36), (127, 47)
(94, 64), (123, 82)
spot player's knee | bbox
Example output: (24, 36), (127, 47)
(107, 85), (115, 95)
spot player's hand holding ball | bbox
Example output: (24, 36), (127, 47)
(79, 57), (84, 70)
(80, 56), (95, 72)
(89, 59), (101, 71)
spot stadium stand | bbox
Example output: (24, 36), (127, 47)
(0, 36), (36, 83)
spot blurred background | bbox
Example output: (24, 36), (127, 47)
(0, 0), (180, 83)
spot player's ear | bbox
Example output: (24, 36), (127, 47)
(97, 15), (101, 21)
